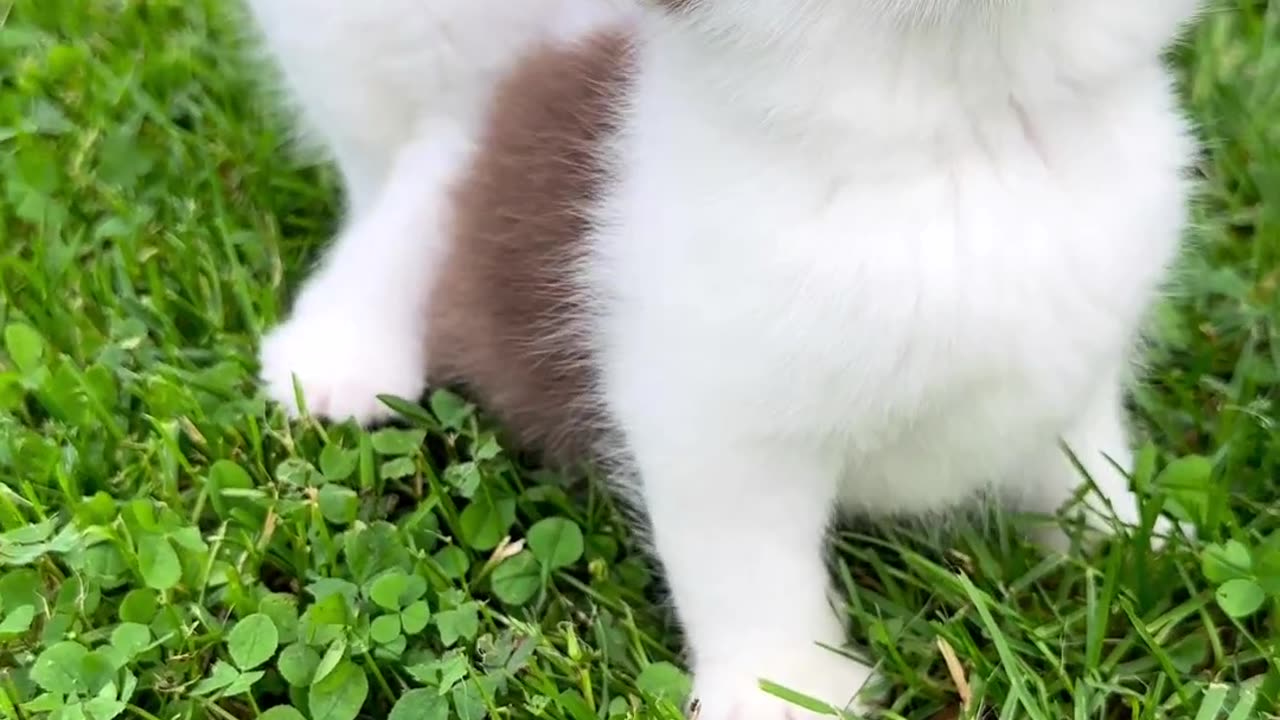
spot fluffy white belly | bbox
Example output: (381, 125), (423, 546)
(598, 78), (1192, 514)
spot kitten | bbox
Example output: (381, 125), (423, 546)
(248, 0), (1202, 717)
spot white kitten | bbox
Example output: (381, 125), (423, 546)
(593, 3), (1200, 715)
(247, 0), (1202, 718)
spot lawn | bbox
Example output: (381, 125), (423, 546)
(1, 1), (1278, 719)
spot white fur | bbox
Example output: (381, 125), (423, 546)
(247, 0), (1201, 717)
(248, 0), (629, 424)
(593, 3), (1200, 716)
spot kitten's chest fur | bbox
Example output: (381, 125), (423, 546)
(597, 68), (1192, 499)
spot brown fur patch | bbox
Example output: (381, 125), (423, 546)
(653, 0), (698, 12)
(426, 31), (632, 467)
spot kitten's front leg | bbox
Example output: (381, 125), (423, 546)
(626, 425), (875, 719)
(259, 123), (472, 425)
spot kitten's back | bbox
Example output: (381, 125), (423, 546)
(427, 31), (634, 466)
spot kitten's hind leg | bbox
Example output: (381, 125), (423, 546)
(259, 122), (472, 425)
(1013, 379), (1190, 553)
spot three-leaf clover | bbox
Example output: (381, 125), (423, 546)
(365, 570), (431, 649)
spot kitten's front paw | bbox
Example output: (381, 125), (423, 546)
(691, 646), (876, 720)
(259, 308), (426, 426)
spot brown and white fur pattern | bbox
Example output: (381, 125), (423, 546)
(248, 0), (1202, 717)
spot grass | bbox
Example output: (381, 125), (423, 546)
(0, 0), (1278, 719)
